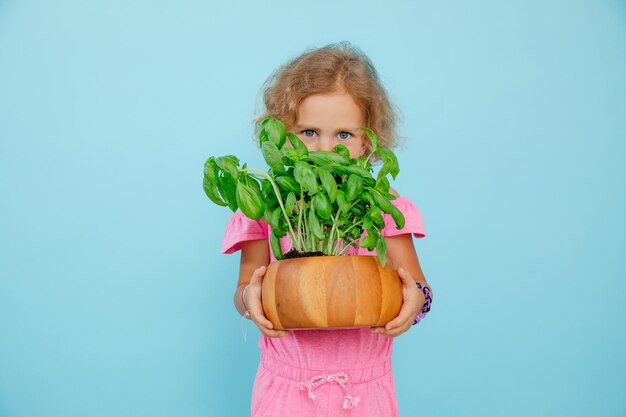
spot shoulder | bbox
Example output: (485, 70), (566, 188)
(221, 211), (269, 254)
(380, 189), (426, 238)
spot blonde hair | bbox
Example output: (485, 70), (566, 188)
(256, 42), (399, 153)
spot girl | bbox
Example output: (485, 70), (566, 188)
(221, 42), (433, 417)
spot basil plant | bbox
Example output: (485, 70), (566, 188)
(203, 118), (404, 267)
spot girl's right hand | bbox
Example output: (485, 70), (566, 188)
(244, 266), (290, 338)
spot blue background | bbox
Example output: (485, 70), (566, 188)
(1, 1), (625, 416)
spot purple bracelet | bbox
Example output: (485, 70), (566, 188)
(413, 282), (432, 325)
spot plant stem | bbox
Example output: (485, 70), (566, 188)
(297, 187), (304, 251)
(337, 236), (363, 256)
(243, 168), (297, 244)
(331, 213), (365, 254)
(341, 219), (364, 238)
(326, 213), (337, 254)
(363, 146), (377, 166)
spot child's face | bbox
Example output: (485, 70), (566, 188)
(292, 92), (367, 158)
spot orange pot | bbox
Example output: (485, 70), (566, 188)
(261, 255), (402, 330)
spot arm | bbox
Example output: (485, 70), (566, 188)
(371, 189), (433, 337)
(234, 240), (289, 337)
(387, 233), (431, 289)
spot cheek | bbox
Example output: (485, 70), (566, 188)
(348, 144), (365, 159)
(300, 137), (317, 152)
(353, 137), (368, 158)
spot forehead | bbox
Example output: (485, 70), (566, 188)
(296, 92), (364, 126)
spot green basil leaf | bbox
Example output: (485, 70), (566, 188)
(356, 155), (369, 168)
(246, 176), (261, 195)
(306, 151), (350, 166)
(368, 205), (384, 228)
(360, 230), (378, 251)
(262, 118), (287, 149)
(236, 181), (264, 220)
(275, 176), (301, 194)
(308, 208), (325, 240)
(360, 127), (380, 150)
(317, 167), (338, 202)
(362, 214), (373, 231)
(294, 161), (318, 192)
(270, 229), (283, 260)
(375, 176), (390, 193)
(261, 141), (286, 174)
(282, 147), (301, 161)
(258, 128), (269, 145)
(203, 157), (219, 186)
(352, 205), (365, 217)
(202, 177), (227, 206)
(285, 192), (296, 214)
(390, 204), (406, 229)
(372, 189), (394, 214)
(313, 192), (332, 220)
(359, 190), (375, 207)
(336, 190), (351, 213)
(261, 179), (278, 207)
(376, 147), (400, 179)
(343, 165), (373, 178)
(345, 174), (364, 202)
(376, 234), (387, 267)
(331, 165), (352, 176)
(270, 206), (282, 228)
(263, 207), (273, 226)
(215, 155), (239, 179)
(287, 132), (309, 157)
(218, 172), (238, 212)
(333, 144), (350, 159)
(331, 164), (373, 179)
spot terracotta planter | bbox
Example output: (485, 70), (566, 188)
(262, 255), (402, 330)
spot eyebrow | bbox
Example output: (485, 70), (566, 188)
(293, 125), (361, 132)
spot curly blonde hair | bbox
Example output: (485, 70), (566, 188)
(256, 42), (399, 153)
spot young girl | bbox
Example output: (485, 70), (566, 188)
(221, 42), (433, 417)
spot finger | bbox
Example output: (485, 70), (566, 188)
(396, 267), (415, 288)
(249, 265), (267, 285)
(385, 299), (418, 330)
(250, 308), (275, 330)
(260, 327), (290, 338)
(371, 323), (410, 338)
(371, 326), (395, 338)
(257, 321), (289, 337)
(386, 325), (410, 338)
(370, 326), (385, 334)
(385, 314), (412, 331)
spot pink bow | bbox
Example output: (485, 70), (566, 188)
(300, 372), (361, 410)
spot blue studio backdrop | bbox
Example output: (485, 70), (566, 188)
(1, 1), (625, 416)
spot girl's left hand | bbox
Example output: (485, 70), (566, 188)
(370, 267), (425, 338)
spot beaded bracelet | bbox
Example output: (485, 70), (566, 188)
(413, 281), (433, 325)
(241, 284), (252, 319)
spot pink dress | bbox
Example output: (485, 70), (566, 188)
(222, 197), (426, 417)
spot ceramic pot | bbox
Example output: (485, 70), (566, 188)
(261, 255), (402, 330)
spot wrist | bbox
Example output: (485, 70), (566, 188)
(412, 281), (432, 326)
(241, 284), (252, 319)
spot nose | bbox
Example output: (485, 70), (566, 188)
(319, 136), (334, 152)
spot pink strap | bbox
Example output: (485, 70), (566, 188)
(300, 372), (361, 410)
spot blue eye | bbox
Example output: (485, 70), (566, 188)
(338, 132), (351, 140)
(302, 130), (316, 137)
